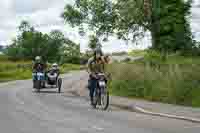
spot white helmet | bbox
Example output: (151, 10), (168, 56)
(35, 56), (41, 60)
(52, 63), (58, 67)
(52, 63), (58, 70)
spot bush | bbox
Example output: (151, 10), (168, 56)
(123, 57), (131, 62)
(144, 50), (164, 63)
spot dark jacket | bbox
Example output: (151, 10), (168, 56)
(33, 62), (47, 72)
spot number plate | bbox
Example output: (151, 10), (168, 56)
(37, 73), (44, 76)
(99, 81), (106, 86)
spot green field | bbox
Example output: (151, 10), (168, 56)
(0, 56), (80, 82)
(128, 50), (147, 57)
(108, 55), (200, 107)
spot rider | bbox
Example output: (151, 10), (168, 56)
(33, 56), (47, 72)
(87, 48), (107, 105)
(46, 63), (60, 84)
(32, 56), (47, 87)
(48, 63), (60, 76)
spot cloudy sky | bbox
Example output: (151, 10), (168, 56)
(0, 0), (199, 53)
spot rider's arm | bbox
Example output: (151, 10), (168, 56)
(86, 58), (92, 74)
(32, 63), (37, 72)
(57, 69), (60, 76)
(102, 57), (111, 80)
(87, 58), (97, 79)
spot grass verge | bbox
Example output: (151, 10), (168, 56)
(108, 56), (200, 107)
(0, 61), (80, 82)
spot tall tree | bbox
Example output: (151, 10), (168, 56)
(61, 0), (193, 54)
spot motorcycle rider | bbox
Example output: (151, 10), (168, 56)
(46, 63), (60, 84)
(32, 56), (47, 88)
(87, 48), (107, 105)
(52, 63), (59, 73)
(33, 56), (47, 72)
(48, 63), (60, 76)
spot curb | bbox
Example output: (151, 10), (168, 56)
(111, 103), (200, 123)
(64, 84), (200, 124)
(0, 80), (18, 87)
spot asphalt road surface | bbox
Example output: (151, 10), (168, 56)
(0, 71), (199, 133)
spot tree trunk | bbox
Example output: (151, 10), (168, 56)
(150, 0), (160, 50)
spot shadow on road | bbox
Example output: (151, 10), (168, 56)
(32, 89), (62, 94)
(36, 90), (61, 94)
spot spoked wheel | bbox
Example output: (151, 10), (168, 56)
(100, 88), (109, 110)
(57, 78), (62, 93)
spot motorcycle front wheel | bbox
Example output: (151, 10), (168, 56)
(100, 87), (109, 110)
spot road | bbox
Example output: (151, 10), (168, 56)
(0, 71), (199, 133)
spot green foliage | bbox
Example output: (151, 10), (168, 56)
(60, 39), (80, 64)
(191, 41), (200, 56)
(62, 0), (194, 55)
(4, 21), (80, 64)
(88, 35), (101, 50)
(128, 50), (147, 57)
(144, 50), (164, 63)
(152, 0), (193, 54)
(62, 0), (146, 41)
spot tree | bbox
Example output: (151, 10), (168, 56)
(46, 30), (65, 62)
(5, 21), (64, 62)
(18, 20), (35, 34)
(60, 38), (80, 64)
(61, 0), (193, 55)
(88, 35), (101, 50)
(151, 0), (193, 54)
(61, 0), (148, 45)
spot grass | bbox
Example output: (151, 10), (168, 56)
(0, 69), (32, 81)
(0, 60), (33, 82)
(0, 57), (81, 82)
(60, 64), (81, 73)
(128, 50), (147, 57)
(108, 55), (200, 107)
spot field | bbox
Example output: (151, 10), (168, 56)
(0, 55), (80, 82)
(108, 55), (200, 107)
(128, 50), (147, 57)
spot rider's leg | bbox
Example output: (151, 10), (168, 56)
(42, 72), (46, 88)
(33, 74), (36, 88)
(89, 78), (97, 104)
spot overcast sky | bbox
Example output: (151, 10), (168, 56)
(0, 0), (199, 53)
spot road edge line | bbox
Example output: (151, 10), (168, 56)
(111, 102), (200, 123)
